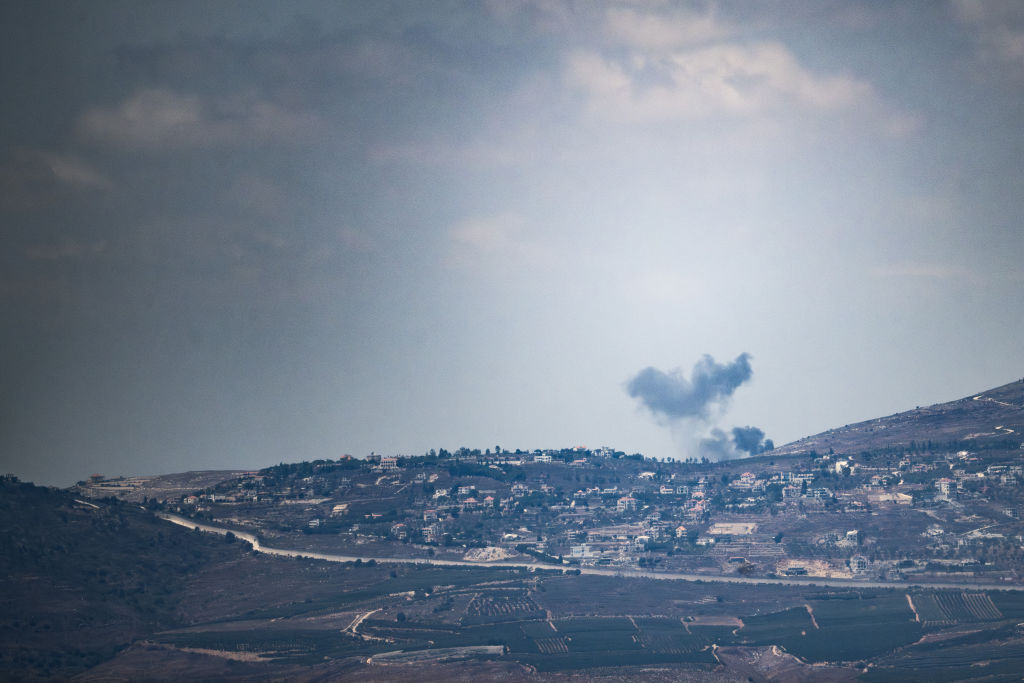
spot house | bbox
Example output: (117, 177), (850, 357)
(731, 472), (758, 489)
(570, 543), (591, 558)
(617, 496), (637, 512)
(423, 523), (442, 543)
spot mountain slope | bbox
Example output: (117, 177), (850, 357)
(774, 378), (1024, 456)
(0, 477), (249, 679)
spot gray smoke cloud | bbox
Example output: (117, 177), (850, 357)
(626, 353), (753, 421)
(699, 428), (734, 461)
(698, 426), (775, 460)
(627, 353), (772, 461)
(731, 426), (774, 455)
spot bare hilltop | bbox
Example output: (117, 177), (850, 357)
(773, 379), (1024, 457)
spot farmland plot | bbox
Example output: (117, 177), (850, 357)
(910, 593), (954, 626)
(533, 636), (569, 654)
(868, 635), (1024, 682)
(465, 590), (543, 622)
(722, 594), (923, 663)
(910, 592), (1003, 626)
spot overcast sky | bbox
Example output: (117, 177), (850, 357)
(3, 1), (1023, 485)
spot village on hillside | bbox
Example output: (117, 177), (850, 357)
(81, 436), (1024, 586)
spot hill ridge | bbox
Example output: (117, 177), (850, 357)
(774, 378), (1024, 456)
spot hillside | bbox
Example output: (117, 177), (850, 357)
(0, 477), (251, 679)
(773, 378), (1024, 457)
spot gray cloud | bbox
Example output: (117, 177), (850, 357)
(0, 150), (110, 210)
(626, 352), (752, 421)
(76, 89), (325, 150)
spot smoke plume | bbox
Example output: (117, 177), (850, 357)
(699, 428), (734, 461)
(626, 353), (752, 421)
(731, 426), (774, 455)
(626, 353), (772, 461)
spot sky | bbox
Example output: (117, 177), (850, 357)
(2, 1), (1023, 486)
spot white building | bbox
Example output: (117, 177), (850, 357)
(617, 496), (637, 512)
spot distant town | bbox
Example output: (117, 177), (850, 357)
(81, 433), (1024, 587)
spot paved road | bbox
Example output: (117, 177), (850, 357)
(159, 513), (1024, 593)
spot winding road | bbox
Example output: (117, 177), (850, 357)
(972, 394), (1020, 435)
(159, 513), (1023, 593)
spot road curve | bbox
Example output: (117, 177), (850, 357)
(159, 513), (1024, 593)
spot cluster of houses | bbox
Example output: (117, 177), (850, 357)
(134, 442), (1024, 581)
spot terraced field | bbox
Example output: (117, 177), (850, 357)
(911, 592), (1003, 627)
(465, 591), (543, 621)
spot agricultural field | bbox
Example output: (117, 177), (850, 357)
(117, 554), (1024, 679)
(773, 593), (923, 663)
(868, 628), (1024, 681)
(911, 592), (1003, 627)
(464, 590), (544, 623)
